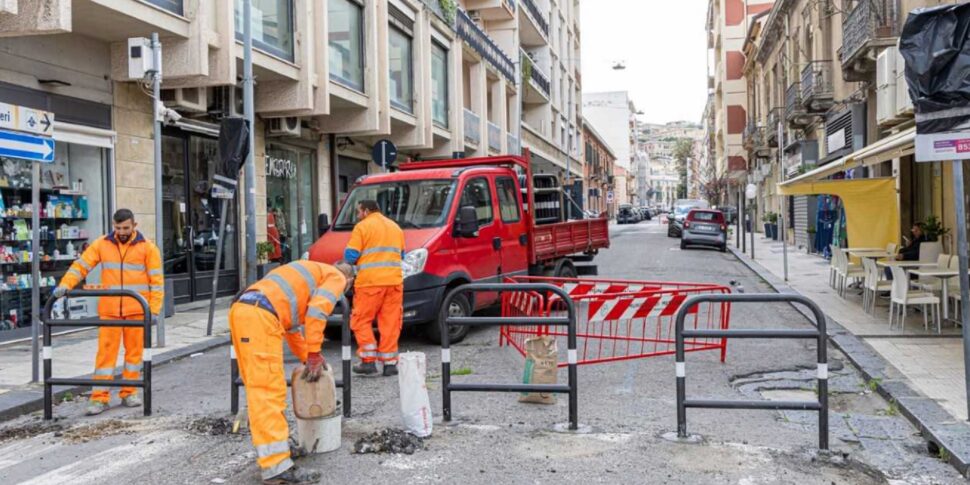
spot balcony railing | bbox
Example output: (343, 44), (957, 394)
(766, 107), (784, 146)
(801, 60), (834, 111)
(464, 109), (481, 146)
(522, 0), (549, 37)
(842, 0), (898, 66)
(785, 83), (805, 122)
(507, 132), (520, 155)
(488, 122), (502, 152)
(526, 56), (551, 98)
(742, 121), (765, 149)
(457, 9), (515, 84)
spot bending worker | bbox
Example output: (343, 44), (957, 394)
(345, 200), (405, 377)
(53, 209), (164, 416)
(229, 260), (354, 484)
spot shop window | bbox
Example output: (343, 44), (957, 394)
(143, 0), (183, 14)
(431, 41), (449, 128)
(265, 145), (316, 263)
(496, 177), (520, 222)
(389, 26), (414, 113)
(235, 0), (295, 62)
(329, 0), (365, 91)
(459, 178), (493, 226)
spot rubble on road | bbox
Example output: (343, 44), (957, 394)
(61, 419), (134, 444)
(353, 428), (426, 455)
(186, 417), (234, 436)
(0, 420), (64, 443)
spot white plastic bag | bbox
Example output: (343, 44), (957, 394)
(398, 351), (433, 437)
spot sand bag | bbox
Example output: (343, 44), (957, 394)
(398, 352), (433, 437)
(291, 363), (337, 419)
(519, 336), (558, 404)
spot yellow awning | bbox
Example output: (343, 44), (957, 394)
(777, 177), (900, 250)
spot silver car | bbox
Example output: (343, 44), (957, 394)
(680, 209), (727, 252)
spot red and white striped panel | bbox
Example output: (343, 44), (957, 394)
(561, 282), (665, 297)
(583, 293), (695, 322)
(508, 291), (540, 315)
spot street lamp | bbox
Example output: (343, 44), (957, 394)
(746, 183), (757, 259)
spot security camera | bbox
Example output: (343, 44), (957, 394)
(155, 100), (182, 125)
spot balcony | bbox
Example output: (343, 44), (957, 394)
(742, 121), (765, 150)
(464, 109), (481, 146)
(522, 50), (551, 103)
(766, 107), (784, 146)
(457, 9), (515, 84)
(800, 60), (835, 113)
(841, 0), (898, 81)
(488, 121), (502, 153)
(144, 0), (183, 15)
(463, 0), (515, 20)
(520, 0), (549, 45)
(507, 132), (520, 155)
(785, 83), (810, 127)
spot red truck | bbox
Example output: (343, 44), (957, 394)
(307, 153), (609, 343)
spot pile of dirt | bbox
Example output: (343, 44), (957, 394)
(0, 421), (64, 443)
(186, 417), (234, 436)
(61, 419), (133, 444)
(353, 429), (426, 455)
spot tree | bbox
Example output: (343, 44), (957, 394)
(699, 158), (729, 206)
(672, 138), (694, 200)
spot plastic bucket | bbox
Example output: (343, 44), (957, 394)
(296, 411), (341, 454)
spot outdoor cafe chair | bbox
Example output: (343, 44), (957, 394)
(889, 265), (941, 333)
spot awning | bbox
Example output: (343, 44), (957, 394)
(778, 177), (900, 250)
(779, 127), (916, 187)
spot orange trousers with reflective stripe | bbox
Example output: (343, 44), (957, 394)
(229, 303), (293, 479)
(90, 315), (144, 403)
(350, 285), (403, 364)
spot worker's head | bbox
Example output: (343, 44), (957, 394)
(333, 260), (355, 292)
(912, 223), (924, 238)
(112, 209), (137, 243)
(356, 200), (380, 221)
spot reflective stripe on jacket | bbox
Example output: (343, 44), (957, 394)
(346, 212), (405, 288)
(57, 231), (164, 318)
(246, 261), (347, 353)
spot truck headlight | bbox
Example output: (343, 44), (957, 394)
(401, 248), (428, 279)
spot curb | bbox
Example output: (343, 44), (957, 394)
(729, 245), (970, 476)
(0, 335), (231, 423)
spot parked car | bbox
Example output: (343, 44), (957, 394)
(639, 207), (653, 221)
(680, 209), (727, 252)
(617, 204), (638, 224)
(718, 206), (738, 225)
(667, 199), (710, 237)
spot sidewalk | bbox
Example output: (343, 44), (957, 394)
(0, 298), (233, 420)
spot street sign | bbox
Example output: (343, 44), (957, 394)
(0, 103), (53, 136)
(372, 139), (397, 171)
(915, 131), (970, 162)
(606, 191), (614, 203)
(0, 129), (55, 163)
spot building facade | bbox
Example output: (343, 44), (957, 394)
(582, 116), (616, 219)
(640, 121), (705, 209)
(583, 91), (639, 207)
(0, 0), (581, 340)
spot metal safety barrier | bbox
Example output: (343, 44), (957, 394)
(441, 283), (578, 430)
(231, 297), (353, 418)
(675, 293), (829, 449)
(42, 289), (153, 419)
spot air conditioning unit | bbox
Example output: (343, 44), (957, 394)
(267, 117), (302, 137)
(208, 85), (244, 118)
(894, 47), (914, 116)
(876, 47), (897, 126)
(160, 87), (207, 113)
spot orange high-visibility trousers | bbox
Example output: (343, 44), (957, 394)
(350, 285), (403, 365)
(229, 303), (293, 480)
(90, 315), (145, 403)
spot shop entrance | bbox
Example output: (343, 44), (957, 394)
(161, 131), (239, 304)
(265, 144), (316, 263)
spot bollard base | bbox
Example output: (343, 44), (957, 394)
(551, 422), (592, 434)
(661, 431), (704, 444)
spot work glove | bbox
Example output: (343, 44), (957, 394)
(302, 352), (326, 382)
(52, 286), (68, 298)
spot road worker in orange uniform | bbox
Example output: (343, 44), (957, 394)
(229, 260), (354, 485)
(53, 209), (164, 416)
(345, 200), (406, 377)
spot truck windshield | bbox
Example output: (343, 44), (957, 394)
(333, 180), (457, 230)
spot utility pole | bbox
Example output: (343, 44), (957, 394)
(151, 32), (166, 347)
(242, 0), (257, 285)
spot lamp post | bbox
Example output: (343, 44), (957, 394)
(746, 183), (757, 259)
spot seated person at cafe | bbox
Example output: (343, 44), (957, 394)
(885, 223), (927, 280)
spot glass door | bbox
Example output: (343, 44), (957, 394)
(265, 144), (316, 262)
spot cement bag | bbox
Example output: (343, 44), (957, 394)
(398, 352), (433, 437)
(519, 336), (558, 404)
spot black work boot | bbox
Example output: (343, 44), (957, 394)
(263, 465), (321, 485)
(382, 364), (398, 377)
(352, 362), (379, 376)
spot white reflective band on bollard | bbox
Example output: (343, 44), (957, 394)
(567, 349), (577, 365)
(342, 346), (351, 360)
(143, 349), (152, 362)
(42, 346), (52, 359)
(230, 346), (236, 359)
(676, 362), (685, 378)
(441, 348), (451, 363)
(817, 363), (828, 380)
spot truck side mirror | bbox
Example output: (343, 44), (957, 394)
(318, 213), (330, 236)
(456, 206), (479, 238)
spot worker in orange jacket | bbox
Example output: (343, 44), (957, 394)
(229, 260), (354, 484)
(345, 200), (405, 377)
(53, 209), (164, 416)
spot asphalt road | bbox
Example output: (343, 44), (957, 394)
(0, 219), (963, 484)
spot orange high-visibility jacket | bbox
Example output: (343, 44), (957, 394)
(58, 231), (164, 318)
(346, 212), (405, 288)
(246, 261), (347, 354)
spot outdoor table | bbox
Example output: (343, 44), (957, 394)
(909, 268), (960, 326)
(847, 250), (892, 260)
(876, 261), (939, 268)
(844, 247), (883, 252)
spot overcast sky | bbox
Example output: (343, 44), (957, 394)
(580, 1), (709, 125)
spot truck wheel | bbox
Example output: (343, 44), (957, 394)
(425, 292), (471, 344)
(543, 260), (576, 278)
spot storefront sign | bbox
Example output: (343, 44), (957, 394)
(0, 103), (53, 136)
(915, 131), (970, 162)
(827, 128), (846, 153)
(265, 155), (296, 179)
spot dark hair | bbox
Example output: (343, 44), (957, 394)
(358, 200), (380, 213)
(113, 209), (135, 224)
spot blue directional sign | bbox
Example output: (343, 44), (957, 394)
(0, 129), (55, 163)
